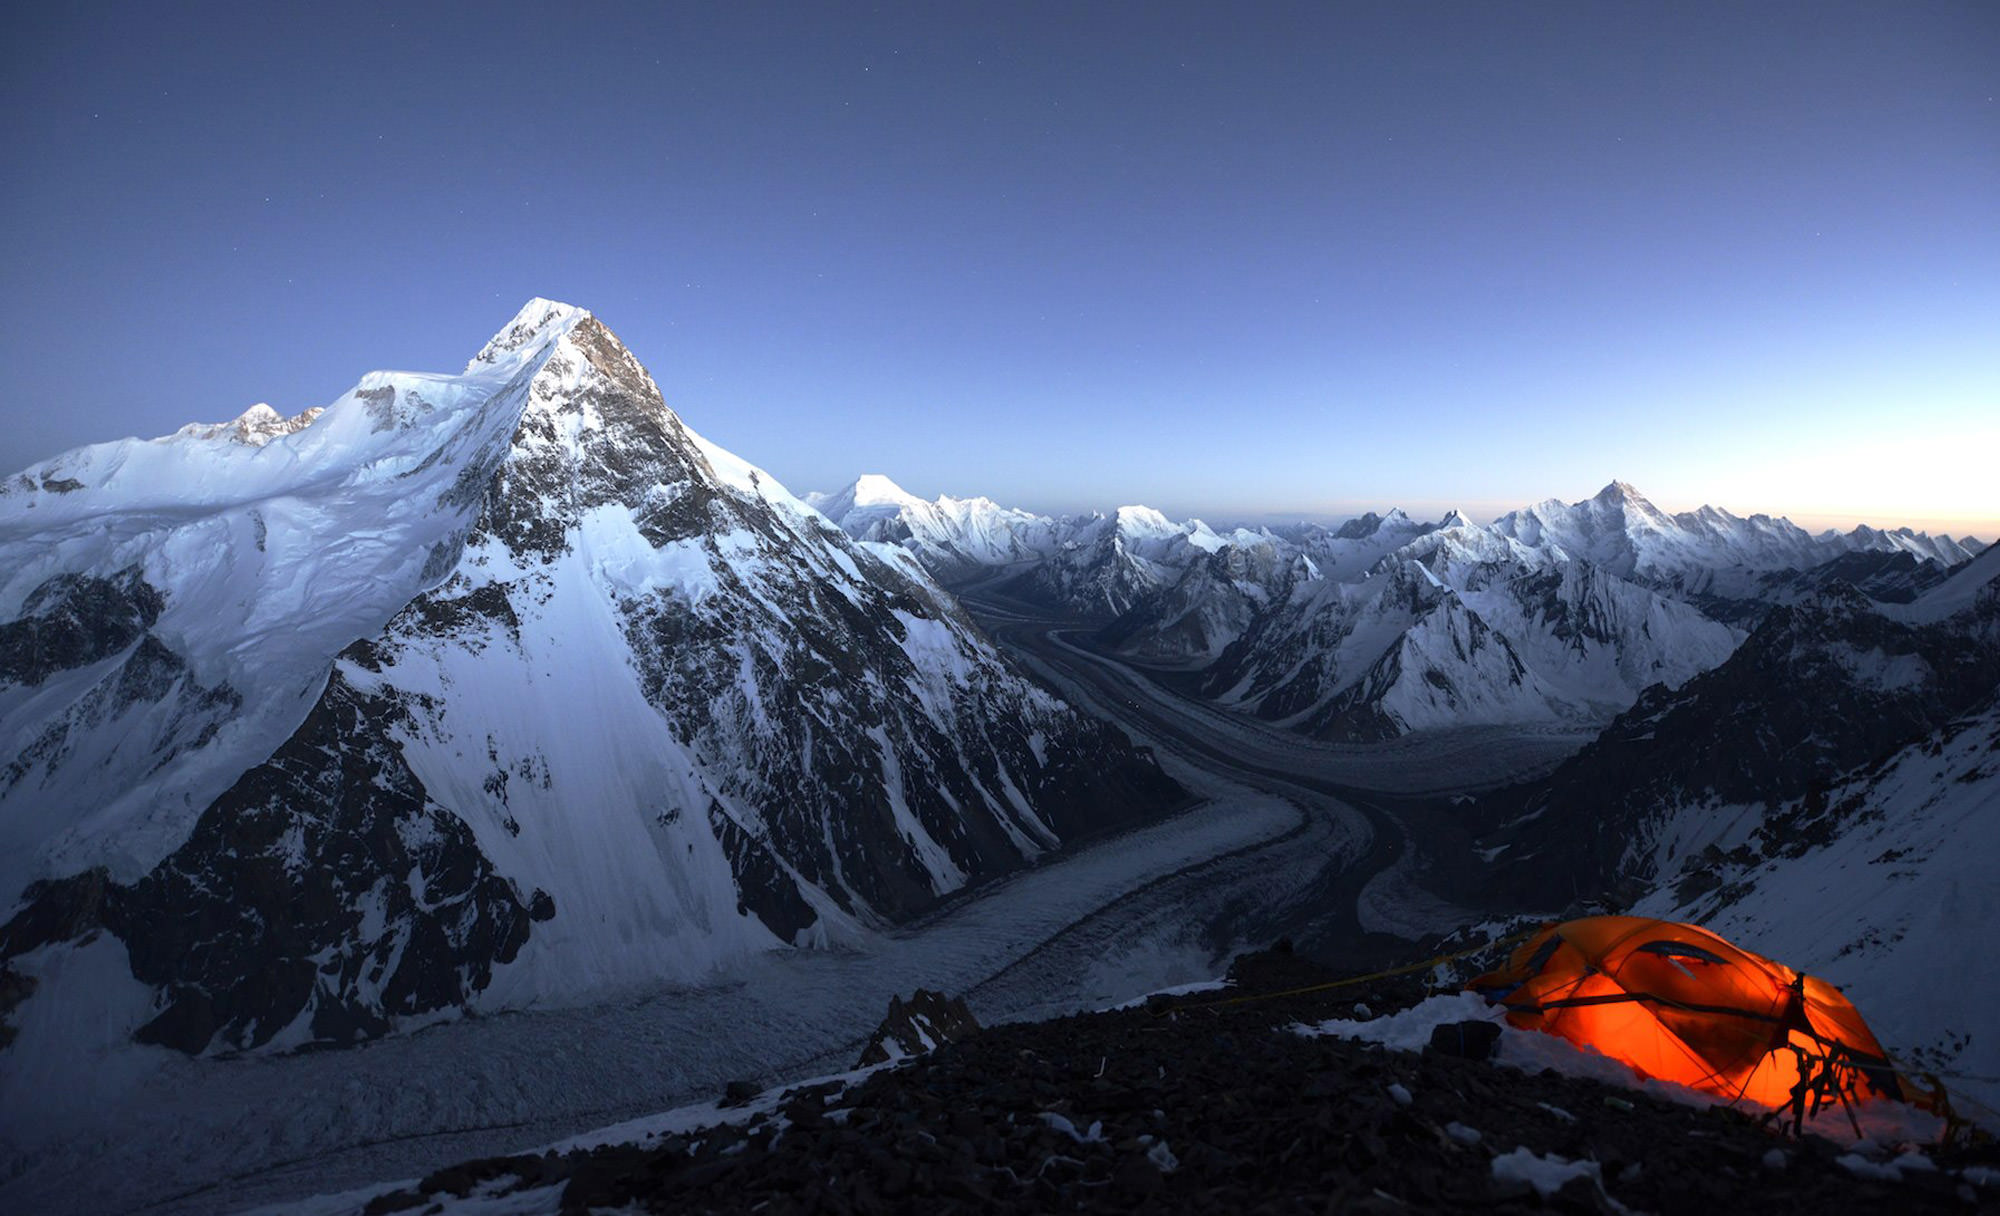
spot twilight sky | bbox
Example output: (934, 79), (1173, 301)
(4, 2), (1995, 537)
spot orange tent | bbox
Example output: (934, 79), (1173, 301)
(1470, 916), (1908, 1129)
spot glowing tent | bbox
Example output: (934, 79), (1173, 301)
(1470, 916), (1911, 1129)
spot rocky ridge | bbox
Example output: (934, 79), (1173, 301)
(341, 948), (1997, 1215)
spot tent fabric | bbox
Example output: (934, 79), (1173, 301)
(1469, 916), (1903, 1118)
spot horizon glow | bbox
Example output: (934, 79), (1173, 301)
(3, 3), (1994, 542)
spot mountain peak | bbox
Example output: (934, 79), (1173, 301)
(467, 297), (593, 371)
(1114, 504), (1176, 535)
(1595, 480), (1644, 504)
(849, 473), (923, 507)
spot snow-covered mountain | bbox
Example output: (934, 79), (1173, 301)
(1139, 485), (1970, 740)
(1280, 508), (1449, 582)
(806, 476), (1274, 621)
(999, 505), (1245, 622)
(0, 300), (1179, 1054)
(1199, 555), (1743, 740)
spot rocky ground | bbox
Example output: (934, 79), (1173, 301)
(356, 948), (1997, 1214)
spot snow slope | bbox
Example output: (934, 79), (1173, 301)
(1476, 567), (2000, 908)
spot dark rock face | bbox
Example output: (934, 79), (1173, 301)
(1767, 550), (1958, 607)
(0, 667), (538, 1052)
(1478, 588), (2000, 905)
(3, 634), (241, 793)
(856, 988), (981, 1067)
(618, 552), (1179, 928)
(478, 316), (717, 564)
(0, 567), (163, 687)
(998, 525), (1168, 624)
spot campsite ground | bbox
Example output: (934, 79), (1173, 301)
(292, 946), (2000, 1215)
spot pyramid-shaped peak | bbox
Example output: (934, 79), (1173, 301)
(467, 298), (594, 371)
(1595, 480), (1645, 504)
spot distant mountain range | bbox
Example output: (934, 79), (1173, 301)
(809, 473), (1980, 739)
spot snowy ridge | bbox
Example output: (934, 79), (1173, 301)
(1885, 539), (2000, 627)
(1489, 481), (1980, 598)
(0, 306), (575, 904)
(805, 473), (1062, 576)
(168, 403), (325, 446)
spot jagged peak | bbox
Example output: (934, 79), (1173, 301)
(1436, 509), (1473, 529)
(467, 298), (593, 371)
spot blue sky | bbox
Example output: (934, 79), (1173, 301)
(4, 2), (1995, 536)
